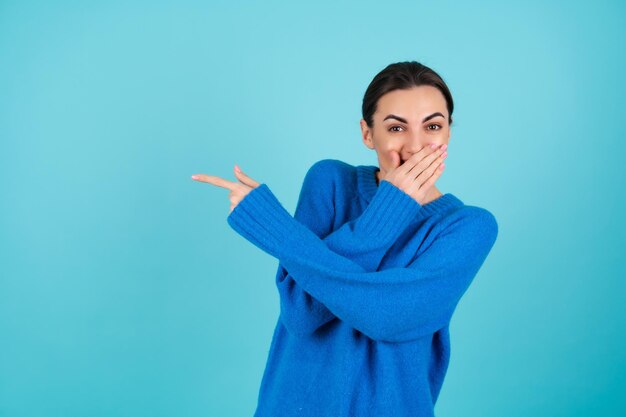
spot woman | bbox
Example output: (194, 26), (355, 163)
(191, 61), (498, 417)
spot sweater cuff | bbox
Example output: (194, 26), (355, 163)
(352, 179), (422, 243)
(226, 184), (305, 258)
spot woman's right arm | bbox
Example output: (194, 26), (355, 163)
(229, 178), (498, 343)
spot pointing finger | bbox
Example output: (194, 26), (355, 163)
(191, 174), (238, 190)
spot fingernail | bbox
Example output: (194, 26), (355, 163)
(234, 164), (241, 172)
(191, 175), (198, 180)
(430, 144), (437, 149)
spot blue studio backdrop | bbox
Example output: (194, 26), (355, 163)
(1, 1), (625, 416)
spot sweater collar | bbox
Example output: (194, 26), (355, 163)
(356, 165), (464, 216)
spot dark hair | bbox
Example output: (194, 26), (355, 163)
(361, 61), (454, 128)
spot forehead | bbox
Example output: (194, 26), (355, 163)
(376, 86), (446, 116)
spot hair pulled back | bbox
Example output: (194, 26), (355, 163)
(362, 61), (454, 128)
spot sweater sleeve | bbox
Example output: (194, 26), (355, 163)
(227, 182), (498, 343)
(276, 160), (423, 337)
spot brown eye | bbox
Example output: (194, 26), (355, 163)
(427, 124), (442, 131)
(388, 126), (403, 132)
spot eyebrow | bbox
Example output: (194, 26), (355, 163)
(383, 112), (445, 124)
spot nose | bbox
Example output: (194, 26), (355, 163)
(408, 131), (433, 150)
(401, 140), (437, 161)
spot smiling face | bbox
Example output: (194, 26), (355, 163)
(360, 85), (451, 182)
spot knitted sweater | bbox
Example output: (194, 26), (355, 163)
(226, 159), (498, 417)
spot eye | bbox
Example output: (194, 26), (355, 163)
(427, 124), (442, 131)
(388, 125), (404, 132)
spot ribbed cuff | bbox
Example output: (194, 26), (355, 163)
(352, 179), (422, 243)
(226, 184), (305, 259)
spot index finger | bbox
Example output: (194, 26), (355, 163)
(398, 144), (430, 170)
(191, 174), (238, 190)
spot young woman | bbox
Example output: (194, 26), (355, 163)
(192, 61), (498, 417)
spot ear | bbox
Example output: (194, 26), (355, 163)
(360, 119), (374, 150)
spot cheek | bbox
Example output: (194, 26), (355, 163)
(382, 150), (398, 165)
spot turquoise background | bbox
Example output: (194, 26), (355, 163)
(1, 0), (624, 416)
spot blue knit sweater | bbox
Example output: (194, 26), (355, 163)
(226, 159), (498, 417)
